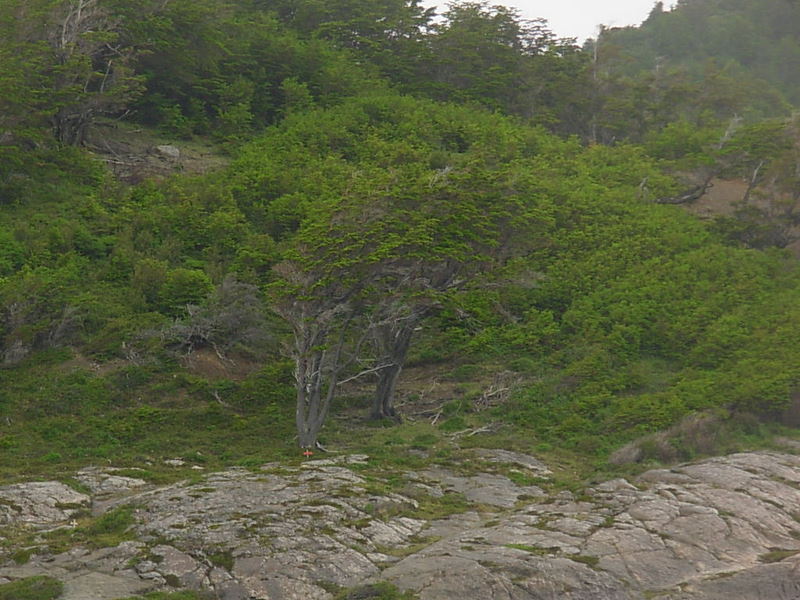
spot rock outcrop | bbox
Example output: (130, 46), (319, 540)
(2, 451), (800, 599)
(0, 482), (89, 527)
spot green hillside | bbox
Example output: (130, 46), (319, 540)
(594, 0), (800, 132)
(1, 0), (800, 483)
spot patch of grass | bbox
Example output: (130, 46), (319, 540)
(760, 548), (800, 563)
(11, 547), (35, 564)
(569, 554), (600, 568)
(404, 490), (471, 520)
(44, 506), (136, 553)
(333, 581), (417, 600)
(0, 362), (297, 486)
(600, 514), (615, 528)
(325, 420), (447, 470)
(60, 477), (93, 495)
(642, 590), (676, 599)
(506, 471), (542, 487)
(207, 548), (234, 571)
(0, 576), (63, 600)
(438, 416), (467, 433)
(448, 364), (481, 382)
(119, 592), (214, 600)
(112, 468), (154, 480)
(410, 433), (438, 449)
(316, 581), (345, 595)
(505, 543), (559, 556)
(85, 506), (135, 536)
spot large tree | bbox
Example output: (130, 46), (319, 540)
(235, 93), (557, 443)
(270, 257), (368, 449)
(272, 158), (550, 442)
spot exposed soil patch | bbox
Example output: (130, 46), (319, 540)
(337, 362), (521, 424)
(85, 120), (230, 183)
(685, 177), (749, 218)
(684, 177), (800, 257)
(180, 347), (261, 381)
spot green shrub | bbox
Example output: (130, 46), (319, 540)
(0, 229), (24, 276)
(438, 416), (466, 433)
(448, 364), (480, 382)
(334, 582), (417, 600)
(120, 592), (213, 600)
(158, 269), (213, 316)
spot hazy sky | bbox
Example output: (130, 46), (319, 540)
(428, 1), (662, 42)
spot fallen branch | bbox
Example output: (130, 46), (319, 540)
(474, 371), (521, 411)
(655, 182), (712, 205)
(211, 390), (230, 407)
(447, 423), (501, 438)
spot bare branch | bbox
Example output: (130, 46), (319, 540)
(337, 363), (395, 386)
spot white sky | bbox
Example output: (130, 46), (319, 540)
(426, 1), (663, 42)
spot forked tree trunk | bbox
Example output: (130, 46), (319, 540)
(370, 310), (425, 420)
(291, 309), (358, 449)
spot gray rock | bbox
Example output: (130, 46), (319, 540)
(76, 467), (147, 497)
(663, 558), (800, 599)
(420, 468), (544, 508)
(150, 545), (206, 588)
(154, 145), (180, 160)
(60, 571), (156, 600)
(0, 481), (90, 527)
(0, 563), (155, 600)
(5, 450), (800, 600)
(473, 448), (552, 476)
(383, 551), (630, 600)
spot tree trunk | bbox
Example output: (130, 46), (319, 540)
(372, 362), (403, 420)
(292, 317), (352, 449)
(53, 109), (91, 146)
(295, 351), (331, 448)
(742, 160), (764, 205)
(370, 313), (421, 421)
(295, 361), (332, 448)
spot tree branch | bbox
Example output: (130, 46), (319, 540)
(337, 363), (395, 386)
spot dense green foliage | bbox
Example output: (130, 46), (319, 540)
(0, 0), (800, 480)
